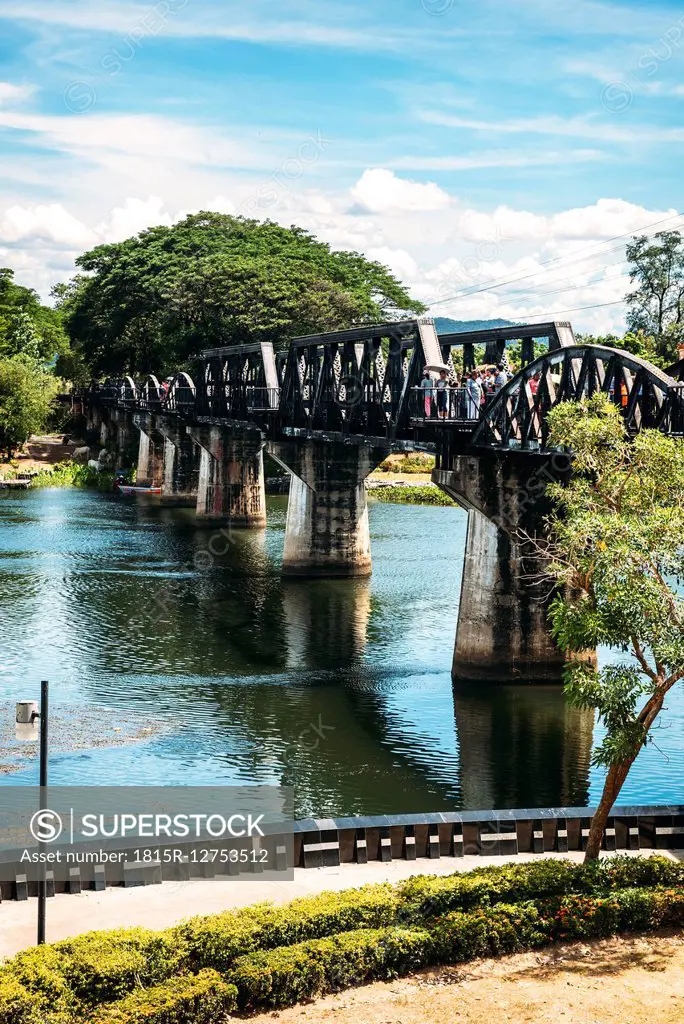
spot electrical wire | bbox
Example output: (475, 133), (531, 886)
(426, 210), (683, 309)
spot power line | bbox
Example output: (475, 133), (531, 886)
(426, 210), (683, 309)
(504, 267), (631, 302)
(515, 299), (626, 320)
(503, 261), (630, 300)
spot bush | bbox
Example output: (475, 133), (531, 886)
(175, 883), (398, 972)
(31, 462), (114, 491)
(376, 454), (435, 474)
(0, 971), (71, 1024)
(0, 947), (75, 1024)
(370, 485), (455, 506)
(228, 926), (432, 1010)
(432, 902), (547, 962)
(546, 886), (684, 941)
(396, 856), (684, 920)
(88, 970), (237, 1023)
(53, 929), (185, 1005)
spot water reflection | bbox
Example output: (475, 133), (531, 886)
(282, 579), (372, 669)
(453, 682), (593, 809)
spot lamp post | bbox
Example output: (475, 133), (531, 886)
(15, 679), (49, 945)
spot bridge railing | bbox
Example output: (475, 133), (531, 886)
(196, 385), (280, 419)
(408, 386), (504, 424)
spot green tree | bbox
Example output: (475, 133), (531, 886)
(6, 311), (41, 360)
(56, 212), (426, 376)
(626, 230), (684, 362)
(543, 395), (684, 861)
(0, 355), (60, 458)
(575, 330), (664, 368)
(0, 268), (68, 361)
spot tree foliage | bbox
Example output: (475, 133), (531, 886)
(626, 230), (684, 363)
(0, 268), (68, 361)
(544, 395), (684, 859)
(574, 329), (665, 368)
(56, 212), (426, 376)
(0, 355), (60, 458)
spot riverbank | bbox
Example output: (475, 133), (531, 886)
(0, 434), (78, 477)
(369, 482), (455, 505)
(251, 931), (684, 1024)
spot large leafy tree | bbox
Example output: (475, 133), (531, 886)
(626, 230), (684, 362)
(0, 355), (60, 458)
(0, 268), (68, 361)
(544, 395), (684, 861)
(57, 213), (426, 376)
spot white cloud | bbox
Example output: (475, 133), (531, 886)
(350, 169), (452, 214)
(1, 176), (675, 337)
(0, 203), (94, 247)
(419, 108), (684, 144)
(390, 149), (605, 171)
(95, 197), (173, 243)
(366, 246), (419, 281)
(452, 198), (677, 244)
(0, 82), (34, 105)
(0, 0), (466, 55)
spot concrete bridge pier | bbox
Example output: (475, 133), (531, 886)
(154, 415), (200, 507)
(133, 413), (165, 488)
(435, 451), (574, 683)
(84, 404), (103, 447)
(109, 408), (138, 470)
(270, 440), (388, 577)
(188, 425), (266, 527)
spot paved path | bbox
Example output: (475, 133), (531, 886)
(1, 850), (675, 959)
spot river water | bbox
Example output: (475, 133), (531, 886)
(0, 488), (682, 816)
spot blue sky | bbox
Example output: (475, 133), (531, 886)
(1, 0), (684, 331)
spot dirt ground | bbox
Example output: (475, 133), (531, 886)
(0, 434), (81, 477)
(250, 933), (684, 1024)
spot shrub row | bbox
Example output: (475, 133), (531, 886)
(229, 926), (430, 1010)
(227, 886), (684, 1011)
(394, 852), (684, 919)
(88, 971), (237, 1024)
(1, 856), (683, 1022)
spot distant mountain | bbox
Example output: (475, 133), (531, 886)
(434, 317), (515, 334)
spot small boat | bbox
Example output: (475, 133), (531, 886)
(116, 484), (162, 496)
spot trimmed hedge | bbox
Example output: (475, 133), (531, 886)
(225, 886), (684, 1012)
(174, 883), (398, 972)
(1, 857), (683, 1023)
(228, 926), (431, 1010)
(395, 854), (684, 919)
(88, 971), (237, 1023)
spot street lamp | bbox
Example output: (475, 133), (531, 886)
(15, 680), (49, 945)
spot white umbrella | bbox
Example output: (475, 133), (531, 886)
(424, 362), (450, 374)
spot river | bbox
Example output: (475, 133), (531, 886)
(0, 487), (682, 816)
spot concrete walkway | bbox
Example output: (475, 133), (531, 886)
(1, 849), (675, 960)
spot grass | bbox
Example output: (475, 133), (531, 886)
(29, 462), (115, 491)
(370, 485), (455, 506)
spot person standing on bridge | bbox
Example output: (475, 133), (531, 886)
(466, 370), (483, 419)
(421, 369), (434, 418)
(435, 369), (449, 419)
(494, 364), (508, 390)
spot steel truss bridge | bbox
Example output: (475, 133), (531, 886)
(93, 318), (684, 451)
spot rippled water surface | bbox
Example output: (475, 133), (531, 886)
(0, 488), (682, 815)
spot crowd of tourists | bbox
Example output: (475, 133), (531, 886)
(420, 363), (521, 420)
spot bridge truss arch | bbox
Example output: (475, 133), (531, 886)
(472, 344), (684, 450)
(163, 372), (196, 415)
